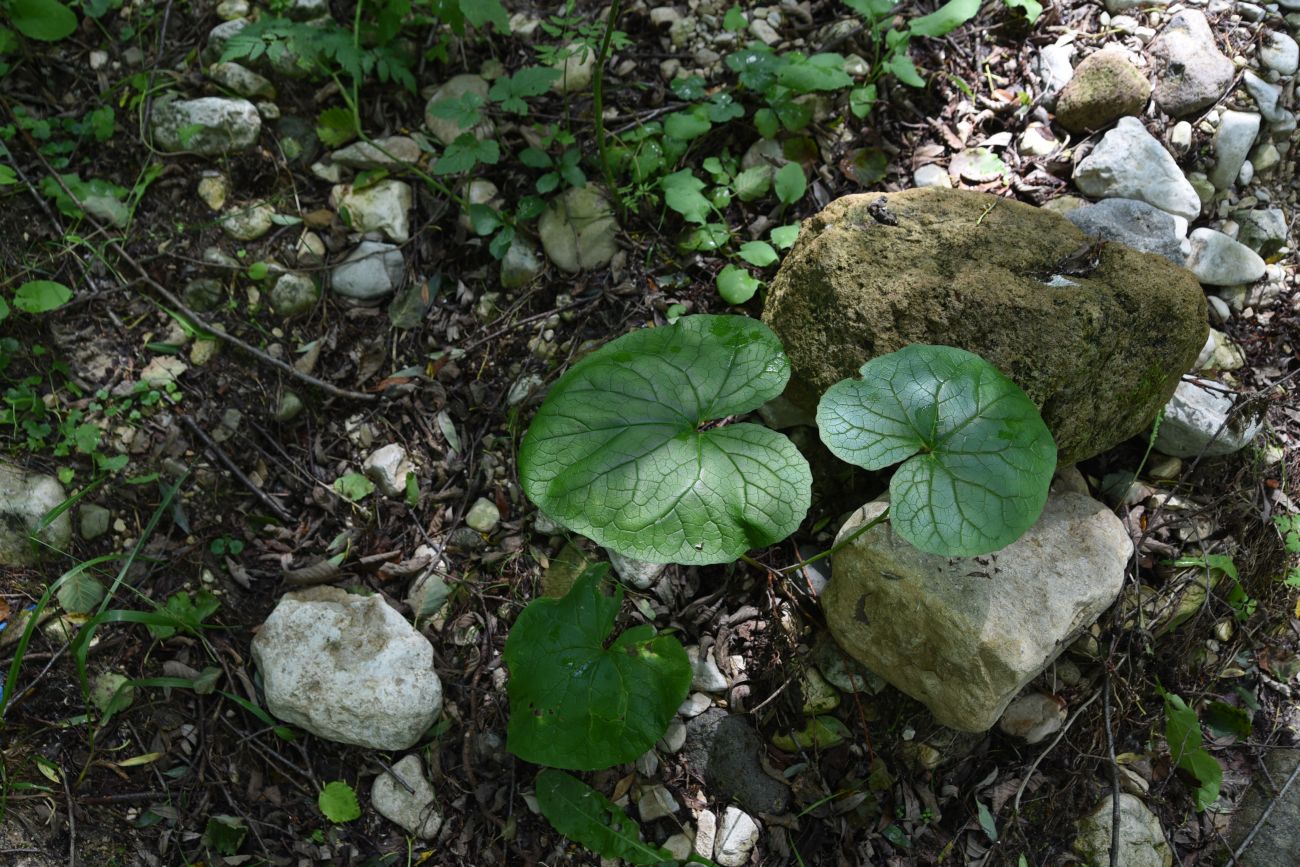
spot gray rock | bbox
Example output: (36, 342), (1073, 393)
(687, 645), (728, 693)
(269, 272), (319, 317)
(500, 236), (543, 289)
(682, 709), (790, 814)
(1054, 47), (1151, 133)
(330, 180), (412, 243)
(1066, 198), (1184, 263)
(657, 717), (687, 753)
(823, 492), (1131, 731)
(1074, 794), (1172, 867)
(220, 200), (275, 240)
(331, 241), (405, 302)
(715, 807), (760, 867)
(204, 18), (248, 64)
(207, 61), (275, 99)
(0, 462), (72, 565)
(607, 549), (667, 590)
(998, 692), (1067, 743)
(537, 185), (619, 273)
(1073, 117), (1201, 220)
(1152, 379), (1264, 458)
(1243, 71), (1285, 123)
(636, 784), (679, 822)
(424, 75), (494, 146)
(1147, 10), (1235, 117)
(1209, 111), (1261, 191)
(1034, 43), (1075, 110)
(362, 444), (414, 497)
(1260, 30), (1300, 75)
(330, 135), (421, 169)
(150, 96), (261, 155)
(183, 277), (224, 311)
(913, 163), (952, 188)
(371, 755), (443, 839)
(1106, 0), (1167, 10)
(1235, 207), (1288, 257)
(812, 637), (886, 694)
(763, 189), (1208, 465)
(1227, 748), (1300, 866)
(551, 42), (596, 93)
(1184, 227), (1266, 285)
(465, 497), (500, 533)
(79, 504), (111, 542)
(273, 115), (320, 165)
(251, 586), (443, 749)
(285, 0), (330, 20)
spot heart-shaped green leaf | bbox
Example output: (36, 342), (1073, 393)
(816, 344), (1056, 556)
(519, 314), (811, 565)
(505, 565), (691, 770)
(534, 770), (674, 865)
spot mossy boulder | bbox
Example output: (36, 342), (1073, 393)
(762, 189), (1207, 466)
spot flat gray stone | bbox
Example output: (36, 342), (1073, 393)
(1073, 117), (1201, 220)
(1184, 227), (1266, 286)
(331, 241), (404, 302)
(1209, 112), (1262, 191)
(1153, 379), (1263, 458)
(371, 755), (443, 839)
(1074, 794), (1171, 867)
(1147, 10), (1235, 117)
(270, 272), (319, 317)
(682, 709), (790, 814)
(1066, 198), (1183, 262)
(1228, 748), (1300, 866)
(538, 185), (619, 273)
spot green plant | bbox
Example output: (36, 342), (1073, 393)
(318, 780), (361, 823)
(512, 316), (1057, 859)
(1159, 687), (1222, 811)
(1275, 514), (1300, 588)
(505, 564), (690, 770)
(3, 0), (77, 42)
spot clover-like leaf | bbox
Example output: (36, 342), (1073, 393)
(505, 565), (691, 770)
(816, 344), (1056, 556)
(535, 770), (674, 865)
(519, 314), (811, 565)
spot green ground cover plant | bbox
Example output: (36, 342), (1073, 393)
(512, 314), (1058, 859)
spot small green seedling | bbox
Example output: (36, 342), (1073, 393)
(1160, 688), (1222, 811)
(817, 344), (1057, 556)
(505, 565), (690, 771)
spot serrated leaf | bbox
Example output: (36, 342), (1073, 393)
(716, 265), (761, 305)
(669, 75), (707, 101)
(505, 565), (691, 769)
(976, 799), (998, 842)
(816, 345), (1056, 556)
(737, 241), (779, 267)
(733, 165), (772, 202)
(57, 572), (104, 614)
(754, 107), (780, 139)
(315, 107), (356, 147)
(535, 770), (674, 864)
(519, 315), (811, 565)
(660, 169), (711, 224)
(10, 0), (77, 41)
(318, 781), (361, 823)
(333, 471), (374, 502)
(14, 280), (72, 313)
(774, 163), (806, 205)
(908, 0), (981, 37)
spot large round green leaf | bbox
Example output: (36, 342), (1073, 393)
(504, 565), (691, 771)
(816, 344), (1056, 556)
(519, 314), (811, 565)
